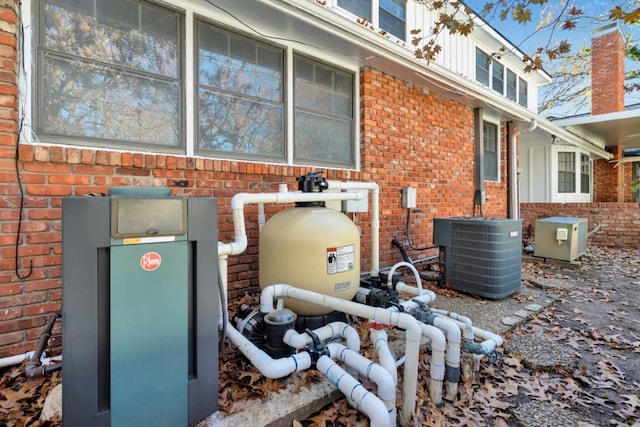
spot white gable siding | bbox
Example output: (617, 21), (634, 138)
(323, 0), (544, 113)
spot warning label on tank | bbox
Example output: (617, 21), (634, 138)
(326, 245), (355, 275)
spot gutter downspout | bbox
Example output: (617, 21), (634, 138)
(474, 108), (485, 216)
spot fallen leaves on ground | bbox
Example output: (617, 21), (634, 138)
(1, 247), (639, 426)
(0, 363), (60, 427)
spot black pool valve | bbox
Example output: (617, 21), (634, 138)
(297, 171), (329, 193)
(305, 328), (330, 367)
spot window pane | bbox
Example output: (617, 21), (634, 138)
(492, 61), (504, 94)
(295, 57), (352, 118)
(581, 153), (590, 194)
(42, 52), (179, 146)
(476, 48), (489, 86)
(518, 77), (528, 107)
(506, 69), (517, 101)
(199, 25), (282, 101)
(198, 90), (283, 156)
(44, 0), (178, 78)
(337, 0), (371, 21)
(295, 112), (352, 165)
(294, 56), (354, 166)
(41, 0), (180, 147)
(558, 152), (576, 193)
(197, 21), (284, 158)
(483, 121), (498, 181)
(380, 0), (405, 39)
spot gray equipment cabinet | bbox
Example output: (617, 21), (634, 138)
(62, 191), (218, 427)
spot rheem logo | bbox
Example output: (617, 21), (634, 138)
(140, 252), (162, 271)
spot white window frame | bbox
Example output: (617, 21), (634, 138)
(551, 145), (591, 203)
(21, 0), (361, 170)
(475, 47), (528, 108)
(334, 0), (406, 41)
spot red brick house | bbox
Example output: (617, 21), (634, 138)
(0, 0), (587, 360)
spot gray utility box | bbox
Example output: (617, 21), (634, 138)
(433, 217), (522, 299)
(534, 217), (587, 261)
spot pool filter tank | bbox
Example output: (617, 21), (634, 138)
(259, 173), (360, 316)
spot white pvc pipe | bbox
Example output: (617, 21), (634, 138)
(432, 315), (462, 401)
(326, 180), (380, 277)
(387, 300), (447, 405)
(0, 351), (60, 370)
(396, 297), (461, 401)
(317, 355), (390, 427)
(419, 323), (446, 405)
(430, 308), (475, 343)
(260, 284), (421, 424)
(395, 281), (436, 302)
(226, 324), (311, 379)
(444, 317), (504, 354)
(0, 352), (34, 369)
(386, 261), (423, 294)
(219, 188), (365, 257)
(327, 343), (396, 426)
(369, 329), (397, 386)
(283, 321), (360, 353)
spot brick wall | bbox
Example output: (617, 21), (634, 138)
(0, 45), (512, 355)
(593, 152), (636, 203)
(521, 203), (640, 248)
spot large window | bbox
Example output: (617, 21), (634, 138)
(294, 56), (354, 166)
(196, 22), (284, 159)
(338, 0), (405, 39)
(558, 152), (576, 193)
(39, 0), (181, 148)
(483, 121), (499, 181)
(36, 1), (357, 167)
(580, 153), (590, 194)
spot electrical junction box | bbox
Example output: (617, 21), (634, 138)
(342, 189), (369, 213)
(534, 217), (587, 261)
(402, 187), (417, 209)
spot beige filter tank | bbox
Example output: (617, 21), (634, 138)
(259, 206), (361, 316)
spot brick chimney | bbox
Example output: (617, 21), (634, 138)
(591, 23), (625, 115)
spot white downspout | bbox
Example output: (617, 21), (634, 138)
(327, 342), (397, 426)
(226, 324), (312, 378)
(260, 284), (422, 424)
(317, 355), (390, 427)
